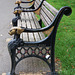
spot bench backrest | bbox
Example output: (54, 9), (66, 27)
(34, 0), (58, 26)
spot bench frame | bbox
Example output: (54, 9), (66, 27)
(8, 0), (72, 75)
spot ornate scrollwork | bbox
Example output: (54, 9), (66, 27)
(15, 46), (51, 64)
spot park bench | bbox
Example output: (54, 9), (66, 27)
(8, 0), (72, 75)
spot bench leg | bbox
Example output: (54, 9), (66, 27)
(51, 49), (55, 73)
(9, 49), (16, 75)
(8, 40), (17, 75)
(8, 39), (24, 75)
(10, 50), (16, 75)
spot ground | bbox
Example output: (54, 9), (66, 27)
(0, 0), (15, 74)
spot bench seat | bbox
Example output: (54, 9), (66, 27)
(16, 0), (59, 42)
(18, 12), (45, 41)
(14, 0), (59, 42)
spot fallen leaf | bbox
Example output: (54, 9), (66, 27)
(55, 58), (60, 62)
(64, 27), (66, 29)
(58, 38), (60, 40)
(71, 65), (75, 68)
(68, 16), (70, 17)
(74, 28), (75, 31)
(71, 45), (73, 48)
(67, 49), (68, 52)
(66, 30), (67, 32)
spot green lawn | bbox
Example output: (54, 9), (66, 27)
(45, 0), (75, 75)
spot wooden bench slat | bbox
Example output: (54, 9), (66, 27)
(18, 19), (22, 27)
(34, 4), (54, 23)
(32, 0), (45, 40)
(25, 12), (35, 41)
(35, 0), (41, 5)
(22, 21), (29, 41)
(21, 12), (25, 20)
(31, 13), (41, 28)
(41, 5), (55, 21)
(43, 1), (58, 15)
(34, 0), (40, 7)
(18, 19), (23, 39)
(34, 0), (55, 26)
(31, 13), (45, 40)
(40, 14), (48, 26)
(35, 0), (58, 15)
(34, 1), (38, 9)
(34, 4), (51, 26)
(28, 12), (41, 41)
(21, 12), (29, 41)
(40, 10), (51, 25)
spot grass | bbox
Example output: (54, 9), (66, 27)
(45, 0), (75, 74)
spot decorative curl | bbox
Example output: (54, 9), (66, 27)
(63, 6), (72, 16)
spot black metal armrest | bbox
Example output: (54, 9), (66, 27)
(9, 27), (25, 35)
(10, 6), (72, 35)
